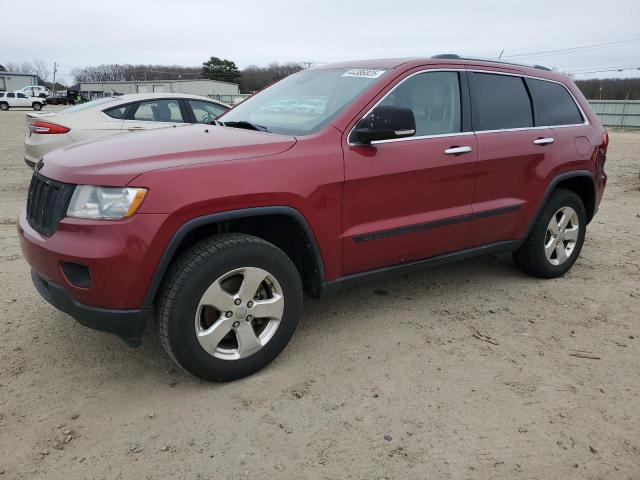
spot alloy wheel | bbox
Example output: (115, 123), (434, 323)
(544, 206), (579, 266)
(194, 267), (284, 360)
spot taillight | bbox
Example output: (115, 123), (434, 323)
(30, 121), (70, 134)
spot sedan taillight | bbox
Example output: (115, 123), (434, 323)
(30, 121), (70, 134)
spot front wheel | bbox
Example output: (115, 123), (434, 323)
(32, 102), (43, 111)
(512, 188), (587, 278)
(156, 234), (303, 381)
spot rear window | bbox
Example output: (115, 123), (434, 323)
(60, 96), (118, 114)
(470, 73), (533, 131)
(7, 93), (15, 98)
(526, 78), (583, 126)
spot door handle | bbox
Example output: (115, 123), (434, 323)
(444, 146), (472, 155)
(533, 137), (555, 145)
(127, 126), (144, 131)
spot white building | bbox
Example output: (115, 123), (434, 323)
(0, 72), (39, 92)
(79, 79), (240, 101)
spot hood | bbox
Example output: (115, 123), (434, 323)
(39, 124), (296, 186)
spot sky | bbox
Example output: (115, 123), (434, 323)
(1, 0), (639, 85)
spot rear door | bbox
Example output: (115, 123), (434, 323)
(467, 71), (562, 247)
(341, 69), (477, 275)
(122, 98), (190, 132)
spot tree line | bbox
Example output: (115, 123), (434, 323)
(67, 58), (304, 93)
(3, 58), (640, 99)
(574, 78), (640, 100)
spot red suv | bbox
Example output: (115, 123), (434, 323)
(19, 56), (608, 381)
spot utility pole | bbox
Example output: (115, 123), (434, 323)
(52, 62), (57, 98)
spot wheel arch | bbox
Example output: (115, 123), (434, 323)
(143, 206), (326, 307)
(523, 170), (596, 242)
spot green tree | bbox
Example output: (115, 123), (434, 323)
(201, 57), (240, 83)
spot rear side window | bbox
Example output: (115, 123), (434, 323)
(526, 78), (583, 126)
(103, 105), (128, 119)
(470, 73), (532, 130)
(7, 93), (15, 98)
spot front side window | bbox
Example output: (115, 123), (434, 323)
(471, 73), (533, 131)
(378, 71), (461, 136)
(131, 99), (184, 123)
(219, 68), (388, 135)
(17, 93), (27, 98)
(188, 100), (228, 124)
(526, 78), (583, 126)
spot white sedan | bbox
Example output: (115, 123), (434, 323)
(24, 93), (229, 168)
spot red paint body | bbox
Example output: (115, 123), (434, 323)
(18, 58), (607, 310)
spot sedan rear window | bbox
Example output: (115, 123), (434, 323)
(60, 96), (118, 114)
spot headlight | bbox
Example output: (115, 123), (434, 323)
(66, 185), (147, 220)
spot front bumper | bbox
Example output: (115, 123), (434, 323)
(31, 271), (148, 346)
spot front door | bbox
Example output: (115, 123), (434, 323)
(341, 70), (477, 275)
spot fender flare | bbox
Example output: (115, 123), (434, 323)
(520, 170), (596, 245)
(141, 206), (325, 307)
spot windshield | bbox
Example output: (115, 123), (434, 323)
(219, 68), (387, 135)
(60, 96), (118, 114)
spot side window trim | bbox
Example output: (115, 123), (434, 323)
(468, 70), (588, 133)
(347, 68), (472, 145)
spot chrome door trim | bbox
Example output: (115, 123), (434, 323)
(533, 137), (555, 145)
(346, 67), (589, 147)
(444, 146), (473, 155)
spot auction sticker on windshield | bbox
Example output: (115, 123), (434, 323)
(342, 69), (386, 78)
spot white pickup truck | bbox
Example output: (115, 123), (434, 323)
(0, 91), (46, 111)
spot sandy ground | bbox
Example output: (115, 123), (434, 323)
(0, 106), (638, 480)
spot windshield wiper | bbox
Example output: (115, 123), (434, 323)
(221, 120), (270, 133)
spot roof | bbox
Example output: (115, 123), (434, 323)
(315, 56), (560, 79)
(94, 92), (229, 105)
(79, 78), (238, 86)
(0, 71), (39, 77)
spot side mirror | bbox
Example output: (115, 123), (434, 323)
(353, 105), (416, 144)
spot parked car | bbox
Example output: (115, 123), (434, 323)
(21, 85), (50, 98)
(0, 91), (45, 111)
(23, 93), (230, 168)
(19, 56), (608, 382)
(45, 90), (87, 106)
(295, 98), (325, 115)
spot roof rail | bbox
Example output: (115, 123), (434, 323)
(430, 54), (552, 72)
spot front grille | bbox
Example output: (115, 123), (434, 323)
(26, 172), (75, 237)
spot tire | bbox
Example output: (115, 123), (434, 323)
(0, 103), (9, 111)
(32, 102), (42, 111)
(156, 233), (303, 381)
(512, 188), (587, 278)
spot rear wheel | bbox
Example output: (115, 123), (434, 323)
(32, 102), (42, 111)
(156, 233), (303, 381)
(0, 103), (9, 111)
(512, 189), (586, 278)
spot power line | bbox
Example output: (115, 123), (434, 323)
(567, 65), (640, 75)
(503, 38), (640, 59)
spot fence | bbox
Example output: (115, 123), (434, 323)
(588, 100), (640, 128)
